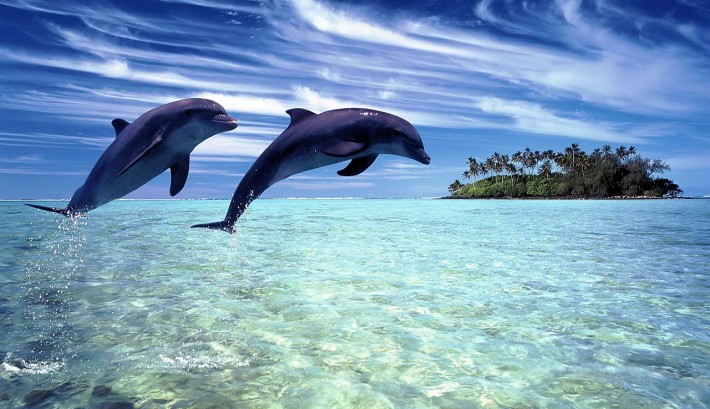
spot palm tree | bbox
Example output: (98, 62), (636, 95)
(522, 148), (533, 175)
(506, 162), (518, 181)
(501, 154), (511, 180)
(492, 152), (504, 183)
(485, 156), (496, 182)
(511, 151), (525, 179)
(480, 163), (489, 180)
(602, 145), (613, 161)
(448, 180), (464, 194)
(554, 151), (568, 174)
(628, 146), (637, 159)
(562, 143), (582, 175)
(466, 157), (480, 182)
(539, 160), (552, 179)
(570, 143), (581, 168)
(542, 150), (556, 173)
(577, 152), (591, 178)
(616, 146), (628, 163)
(532, 150), (541, 174)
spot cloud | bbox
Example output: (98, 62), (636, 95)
(317, 68), (341, 82)
(192, 134), (271, 159)
(378, 90), (396, 100)
(0, 49), (176, 87)
(0, 131), (113, 149)
(187, 167), (245, 177)
(0, 154), (47, 163)
(280, 180), (375, 190)
(0, 167), (85, 176)
(197, 92), (288, 117)
(664, 152), (710, 171)
(292, 86), (356, 112)
(290, 0), (466, 57)
(474, 97), (643, 143)
(467, 0), (710, 115)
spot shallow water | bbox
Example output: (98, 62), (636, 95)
(1, 199), (708, 408)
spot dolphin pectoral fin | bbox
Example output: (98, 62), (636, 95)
(320, 141), (368, 157)
(117, 132), (164, 177)
(169, 156), (190, 196)
(111, 118), (130, 136)
(337, 154), (378, 176)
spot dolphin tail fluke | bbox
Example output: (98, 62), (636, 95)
(25, 203), (71, 217)
(191, 220), (236, 233)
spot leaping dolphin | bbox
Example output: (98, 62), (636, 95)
(27, 98), (237, 216)
(192, 108), (430, 233)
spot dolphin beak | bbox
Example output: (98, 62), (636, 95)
(415, 147), (431, 165)
(212, 114), (238, 130)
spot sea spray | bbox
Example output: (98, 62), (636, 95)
(18, 217), (86, 366)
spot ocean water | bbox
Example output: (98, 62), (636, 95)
(0, 198), (708, 408)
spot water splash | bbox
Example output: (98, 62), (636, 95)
(18, 216), (87, 369)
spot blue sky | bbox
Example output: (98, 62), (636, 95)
(1, 0), (709, 199)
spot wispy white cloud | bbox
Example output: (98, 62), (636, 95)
(0, 154), (48, 163)
(0, 167), (85, 176)
(292, 86), (356, 112)
(474, 97), (643, 143)
(0, 50), (241, 92)
(280, 180), (375, 190)
(317, 68), (341, 82)
(664, 152), (710, 171)
(192, 134), (271, 159)
(291, 0), (467, 57)
(0, 131), (112, 149)
(419, 8), (707, 116)
(197, 92), (288, 117)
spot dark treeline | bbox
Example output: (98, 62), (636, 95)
(448, 144), (683, 198)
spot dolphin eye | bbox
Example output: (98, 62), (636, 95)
(184, 109), (194, 116)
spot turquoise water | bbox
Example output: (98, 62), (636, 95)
(1, 199), (708, 408)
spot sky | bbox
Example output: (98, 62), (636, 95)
(0, 0), (709, 200)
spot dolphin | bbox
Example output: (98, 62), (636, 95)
(26, 98), (237, 216)
(192, 107), (430, 233)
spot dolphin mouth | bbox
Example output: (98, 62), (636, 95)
(212, 114), (238, 130)
(413, 147), (431, 165)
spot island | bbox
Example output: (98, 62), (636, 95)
(446, 144), (683, 199)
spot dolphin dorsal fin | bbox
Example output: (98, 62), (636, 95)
(285, 108), (316, 127)
(111, 118), (130, 136)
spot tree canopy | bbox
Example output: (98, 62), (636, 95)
(448, 144), (683, 199)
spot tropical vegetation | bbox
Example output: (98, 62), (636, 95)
(447, 144), (683, 198)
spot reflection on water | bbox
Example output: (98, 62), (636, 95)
(1, 199), (708, 408)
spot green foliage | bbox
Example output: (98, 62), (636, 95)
(449, 144), (683, 198)
(526, 175), (564, 197)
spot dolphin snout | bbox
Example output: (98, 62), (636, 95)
(212, 114), (238, 130)
(416, 147), (431, 165)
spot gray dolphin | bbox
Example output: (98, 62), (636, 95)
(192, 107), (430, 233)
(27, 98), (237, 216)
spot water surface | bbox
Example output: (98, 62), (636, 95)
(1, 199), (708, 408)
